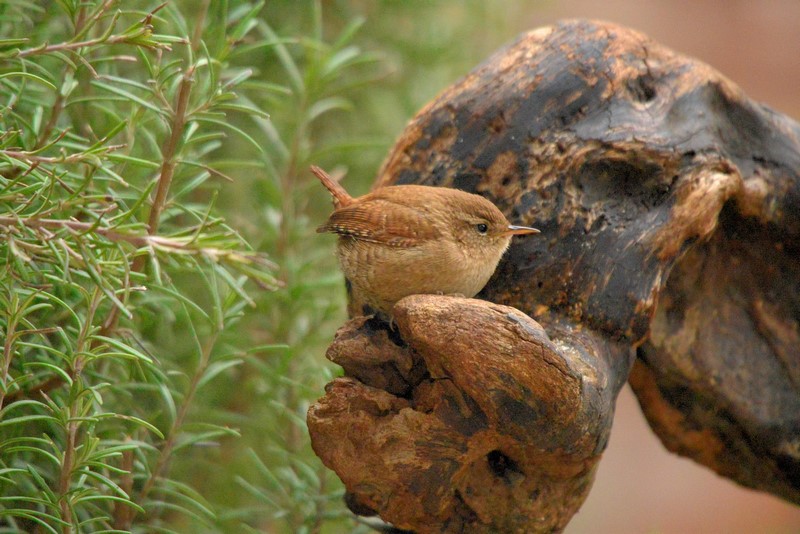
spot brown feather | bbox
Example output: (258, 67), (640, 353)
(310, 165), (352, 208)
(317, 196), (440, 247)
(312, 170), (540, 315)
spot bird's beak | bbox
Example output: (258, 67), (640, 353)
(503, 225), (540, 236)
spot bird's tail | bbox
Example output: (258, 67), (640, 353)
(310, 165), (352, 208)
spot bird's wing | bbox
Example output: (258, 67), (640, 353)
(317, 198), (439, 247)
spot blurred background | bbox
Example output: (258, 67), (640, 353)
(243, 1), (800, 533)
(3, 1), (798, 533)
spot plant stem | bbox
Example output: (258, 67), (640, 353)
(0, 215), (265, 262)
(16, 22), (167, 59)
(35, 3), (86, 147)
(105, 64), (194, 332)
(58, 407), (78, 534)
(112, 442), (136, 530)
(138, 330), (219, 504)
(145, 66), (195, 238)
(0, 215), (149, 246)
(57, 288), (102, 532)
(0, 298), (19, 409)
(2, 147), (125, 165)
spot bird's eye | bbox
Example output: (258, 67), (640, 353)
(476, 223), (489, 234)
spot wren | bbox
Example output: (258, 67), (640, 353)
(311, 165), (539, 316)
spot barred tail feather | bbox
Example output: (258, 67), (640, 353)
(310, 165), (352, 208)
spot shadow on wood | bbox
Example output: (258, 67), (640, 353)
(308, 296), (630, 532)
(309, 18), (800, 532)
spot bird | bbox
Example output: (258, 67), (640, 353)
(311, 165), (539, 317)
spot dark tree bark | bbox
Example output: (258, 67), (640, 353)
(308, 19), (800, 532)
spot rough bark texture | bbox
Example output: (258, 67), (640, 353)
(309, 297), (629, 532)
(308, 18), (800, 532)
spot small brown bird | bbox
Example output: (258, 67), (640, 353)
(311, 165), (539, 316)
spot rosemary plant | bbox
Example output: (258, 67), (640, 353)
(0, 1), (524, 532)
(0, 1), (280, 532)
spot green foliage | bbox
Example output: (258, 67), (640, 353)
(0, 1), (525, 532)
(0, 1), (283, 531)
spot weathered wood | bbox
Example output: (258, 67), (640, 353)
(309, 18), (800, 531)
(308, 296), (629, 532)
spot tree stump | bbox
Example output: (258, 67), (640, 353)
(308, 18), (800, 531)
